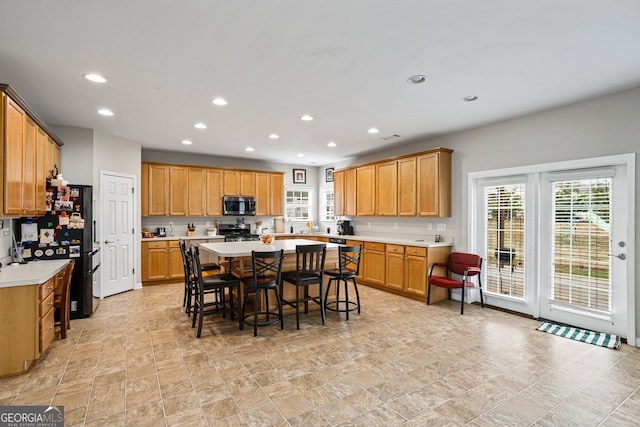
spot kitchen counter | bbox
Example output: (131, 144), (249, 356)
(0, 259), (69, 288)
(141, 235), (226, 242)
(200, 238), (341, 258)
(272, 233), (453, 248)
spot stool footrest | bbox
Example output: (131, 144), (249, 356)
(325, 300), (359, 313)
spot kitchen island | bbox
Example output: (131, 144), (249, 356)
(200, 239), (341, 316)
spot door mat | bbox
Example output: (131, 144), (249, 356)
(536, 321), (621, 350)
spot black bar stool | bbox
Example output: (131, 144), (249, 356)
(281, 244), (327, 330)
(324, 245), (362, 320)
(241, 250), (285, 336)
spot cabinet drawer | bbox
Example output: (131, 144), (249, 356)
(364, 242), (385, 251)
(40, 307), (55, 353)
(39, 277), (55, 300)
(40, 291), (55, 317)
(168, 240), (180, 248)
(405, 246), (427, 257)
(145, 241), (167, 249)
(386, 244), (404, 254)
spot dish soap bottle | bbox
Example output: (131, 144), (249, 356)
(290, 225), (293, 234)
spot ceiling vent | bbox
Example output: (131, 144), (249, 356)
(380, 134), (401, 141)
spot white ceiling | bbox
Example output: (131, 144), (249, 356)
(1, 1), (639, 166)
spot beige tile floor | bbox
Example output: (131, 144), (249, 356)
(1, 282), (639, 426)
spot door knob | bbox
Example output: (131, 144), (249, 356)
(608, 253), (626, 260)
(104, 240), (114, 244)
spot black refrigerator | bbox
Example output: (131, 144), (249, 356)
(16, 184), (98, 319)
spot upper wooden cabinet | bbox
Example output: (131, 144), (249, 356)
(1, 85), (64, 217)
(224, 170), (255, 196)
(333, 147), (452, 218)
(205, 168), (223, 216)
(187, 167), (206, 216)
(142, 162), (284, 217)
(269, 173), (284, 216)
(376, 161), (398, 216)
(333, 170), (345, 216)
(417, 150), (451, 217)
(398, 157), (416, 216)
(255, 172), (284, 216)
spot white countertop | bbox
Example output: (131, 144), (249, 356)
(142, 235), (226, 242)
(200, 239), (341, 257)
(273, 233), (453, 248)
(0, 259), (70, 289)
(143, 233), (452, 248)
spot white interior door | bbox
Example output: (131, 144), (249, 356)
(539, 166), (629, 337)
(100, 172), (135, 297)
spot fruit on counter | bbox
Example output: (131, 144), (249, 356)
(261, 234), (273, 244)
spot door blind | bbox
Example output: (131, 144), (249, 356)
(484, 184), (526, 298)
(551, 178), (612, 312)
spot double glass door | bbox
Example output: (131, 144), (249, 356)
(473, 158), (631, 339)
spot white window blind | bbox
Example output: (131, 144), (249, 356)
(484, 184), (526, 299)
(551, 178), (612, 312)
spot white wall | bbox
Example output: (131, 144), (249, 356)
(51, 125), (94, 185)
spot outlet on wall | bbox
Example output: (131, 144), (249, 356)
(168, 221), (174, 227)
(367, 222), (371, 228)
(427, 223), (433, 230)
(393, 222), (398, 229)
(437, 223), (446, 231)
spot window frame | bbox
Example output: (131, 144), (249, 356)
(285, 186), (314, 222)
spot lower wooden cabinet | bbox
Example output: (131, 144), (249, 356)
(142, 240), (184, 284)
(362, 242), (386, 286)
(0, 272), (60, 378)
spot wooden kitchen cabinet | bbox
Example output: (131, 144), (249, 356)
(0, 269), (62, 378)
(224, 170), (255, 196)
(376, 161), (398, 216)
(141, 164), (187, 216)
(187, 167), (206, 216)
(362, 241), (385, 286)
(404, 246), (428, 297)
(205, 168), (223, 216)
(35, 127), (47, 214)
(417, 149), (452, 217)
(255, 172), (284, 216)
(344, 168), (357, 216)
(356, 165), (375, 216)
(385, 244), (405, 291)
(333, 170), (344, 216)
(398, 157), (416, 216)
(2, 85), (63, 217)
(270, 173), (284, 216)
(255, 172), (270, 216)
(3, 94), (26, 216)
(141, 240), (183, 283)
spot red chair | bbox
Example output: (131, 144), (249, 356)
(427, 252), (483, 314)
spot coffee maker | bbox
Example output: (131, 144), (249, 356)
(337, 220), (353, 235)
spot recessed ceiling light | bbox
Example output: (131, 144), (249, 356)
(327, 142), (336, 147)
(212, 97), (228, 106)
(182, 139), (193, 145)
(84, 73), (106, 83)
(297, 153), (305, 158)
(462, 95), (479, 102)
(300, 115), (314, 121)
(406, 74), (427, 84)
(194, 123), (207, 129)
(368, 127), (379, 134)
(245, 147), (255, 152)
(97, 108), (114, 116)
(269, 134), (279, 139)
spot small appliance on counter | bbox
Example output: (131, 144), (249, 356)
(337, 220), (354, 235)
(156, 227), (167, 237)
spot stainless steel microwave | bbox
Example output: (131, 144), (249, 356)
(223, 196), (256, 216)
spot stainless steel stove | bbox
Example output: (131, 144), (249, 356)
(218, 223), (261, 242)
